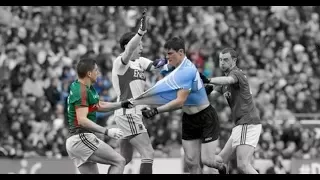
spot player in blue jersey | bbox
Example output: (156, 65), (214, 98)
(139, 37), (224, 174)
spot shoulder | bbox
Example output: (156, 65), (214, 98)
(230, 68), (245, 76)
(229, 68), (248, 80)
(113, 55), (128, 68)
(69, 81), (86, 97)
(137, 56), (152, 62)
(176, 66), (197, 80)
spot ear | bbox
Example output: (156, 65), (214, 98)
(87, 71), (92, 77)
(233, 58), (237, 64)
(179, 49), (184, 55)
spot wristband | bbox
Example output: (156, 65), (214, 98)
(138, 29), (146, 36)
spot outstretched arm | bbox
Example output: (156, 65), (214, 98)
(200, 72), (238, 85)
(141, 89), (190, 118)
(208, 76), (238, 85)
(96, 100), (133, 112)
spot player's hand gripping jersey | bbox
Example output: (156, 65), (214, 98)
(67, 80), (100, 136)
(135, 57), (209, 106)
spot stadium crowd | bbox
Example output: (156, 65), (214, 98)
(0, 6), (320, 174)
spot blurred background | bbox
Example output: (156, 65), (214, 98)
(0, 6), (320, 174)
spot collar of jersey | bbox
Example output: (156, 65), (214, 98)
(77, 79), (91, 88)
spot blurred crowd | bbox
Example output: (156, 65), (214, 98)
(0, 6), (320, 174)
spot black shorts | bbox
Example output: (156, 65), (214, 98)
(182, 105), (220, 143)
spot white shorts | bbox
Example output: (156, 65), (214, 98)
(114, 114), (147, 138)
(231, 124), (262, 149)
(66, 133), (103, 168)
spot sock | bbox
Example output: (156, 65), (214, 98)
(140, 159), (153, 174)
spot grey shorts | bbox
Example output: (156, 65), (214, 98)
(114, 114), (148, 138)
(66, 133), (103, 168)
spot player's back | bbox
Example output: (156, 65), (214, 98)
(221, 67), (260, 125)
(67, 80), (100, 136)
(111, 55), (149, 115)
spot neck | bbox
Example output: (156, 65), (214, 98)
(78, 78), (92, 87)
(224, 65), (236, 75)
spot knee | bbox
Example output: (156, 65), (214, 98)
(237, 161), (249, 173)
(185, 155), (200, 169)
(142, 146), (154, 160)
(114, 156), (126, 168)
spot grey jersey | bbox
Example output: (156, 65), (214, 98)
(112, 55), (153, 115)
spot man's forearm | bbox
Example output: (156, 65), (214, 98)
(122, 33), (143, 64)
(79, 117), (107, 134)
(97, 101), (122, 112)
(156, 99), (184, 114)
(209, 77), (234, 85)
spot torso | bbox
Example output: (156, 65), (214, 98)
(219, 67), (260, 126)
(112, 56), (152, 115)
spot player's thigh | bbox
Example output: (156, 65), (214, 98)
(218, 136), (235, 163)
(236, 144), (255, 166)
(66, 133), (102, 168)
(201, 139), (219, 162)
(114, 114), (148, 138)
(182, 139), (201, 164)
(89, 140), (124, 166)
(78, 161), (99, 174)
(231, 124), (262, 149)
(201, 105), (220, 144)
(129, 132), (154, 158)
(119, 139), (134, 163)
(182, 113), (202, 142)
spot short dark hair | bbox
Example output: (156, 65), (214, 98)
(220, 48), (238, 59)
(76, 58), (97, 78)
(119, 32), (136, 51)
(164, 37), (185, 53)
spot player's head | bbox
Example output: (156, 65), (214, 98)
(119, 32), (143, 60)
(76, 58), (100, 83)
(164, 37), (185, 67)
(219, 48), (238, 72)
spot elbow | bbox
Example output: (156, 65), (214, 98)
(176, 100), (185, 108)
(77, 117), (86, 126)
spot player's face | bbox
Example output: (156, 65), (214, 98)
(166, 48), (184, 67)
(132, 41), (143, 60)
(88, 64), (100, 83)
(219, 52), (235, 72)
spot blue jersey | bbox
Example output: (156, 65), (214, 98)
(137, 57), (209, 106)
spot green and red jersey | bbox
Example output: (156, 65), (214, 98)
(67, 80), (100, 136)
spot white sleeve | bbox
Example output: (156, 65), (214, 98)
(138, 57), (153, 72)
(113, 56), (129, 75)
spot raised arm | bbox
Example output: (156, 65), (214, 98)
(121, 9), (148, 65)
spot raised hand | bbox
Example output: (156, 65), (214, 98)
(139, 8), (148, 31)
